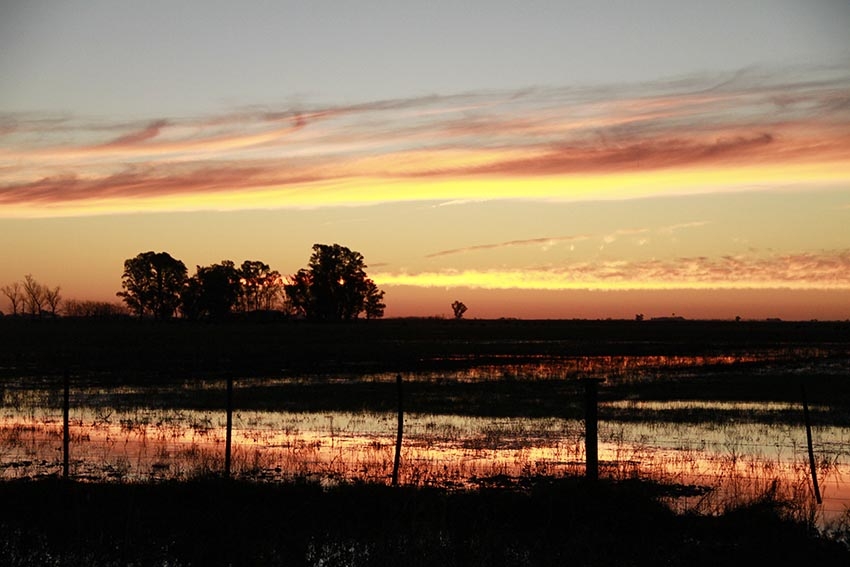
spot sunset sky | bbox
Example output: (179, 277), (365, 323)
(2, 1), (850, 320)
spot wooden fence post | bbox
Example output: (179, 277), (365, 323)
(581, 378), (604, 481)
(392, 374), (404, 486)
(225, 374), (234, 478)
(801, 384), (822, 504)
(63, 369), (70, 480)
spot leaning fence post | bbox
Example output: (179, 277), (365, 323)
(801, 384), (822, 504)
(63, 369), (70, 480)
(225, 374), (234, 478)
(581, 378), (604, 481)
(392, 373), (404, 486)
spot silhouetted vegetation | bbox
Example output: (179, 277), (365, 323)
(1, 275), (61, 318)
(181, 259), (286, 320)
(285, 243), (385, 320)
(181, 260), (242, 320)
(111, 244), (380, 321)
(0, 477), (846, 566)
(0, 281), (22, 315)
(237, 259), (283, 312)
(63, 299), (129, 318)
(117, 251), (187, 319)
(451, 300), (468, 319)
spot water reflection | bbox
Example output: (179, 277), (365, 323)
(2, 349), (849, 528)
(412, 349), (847, 382)
(2, 403), (847, 524)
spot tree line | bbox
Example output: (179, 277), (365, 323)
(2, 243), (386, 322)
(1, 275), (127, 318)
(117, 243), (385, 321)
(1, 274), (62, 317)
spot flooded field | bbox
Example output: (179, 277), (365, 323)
(3, 348), (849, 527)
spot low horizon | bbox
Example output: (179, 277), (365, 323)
(3, 241), (850, 321)
(3, 283), (848, 323)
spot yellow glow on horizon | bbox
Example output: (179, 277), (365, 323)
(372, 269), (850, 292)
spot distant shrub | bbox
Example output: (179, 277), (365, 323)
(64, 300), (129, 318)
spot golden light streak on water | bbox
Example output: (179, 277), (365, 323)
(2, 407), (848, 525)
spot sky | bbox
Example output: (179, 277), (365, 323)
(2, 1), (850, 320)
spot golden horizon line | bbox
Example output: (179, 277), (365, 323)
(371, 269), (850, 292)
(375, 281), (850, 292)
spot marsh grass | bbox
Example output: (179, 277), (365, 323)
(1, 476), (847, 567)
(3, 402), (847, 529)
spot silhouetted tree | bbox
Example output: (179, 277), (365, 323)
(451, 300), (467, 320)
(238, 260), (283, 311)
(1, 282), (22, 316)
(179, 277), (204, 320)
(364, 280), (386, 319)
(284, 269), (313, 318)
(284, 243), (385, 320)
(22, 274), (45, 316)
(117, 251), (187, 319)
(43, 285), (61, 317)
(182, 261), (242, 320)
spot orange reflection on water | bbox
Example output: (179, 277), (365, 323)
(2, 407), (847, 526)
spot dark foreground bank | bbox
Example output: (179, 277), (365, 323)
(3, 317), (848, 379)
(1, 477), (847, 566)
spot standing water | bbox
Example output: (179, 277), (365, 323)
(2, 351), (849, 527)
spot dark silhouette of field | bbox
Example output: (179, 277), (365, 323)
(1, 477), (847, 566)
(2, 317), (847, 377)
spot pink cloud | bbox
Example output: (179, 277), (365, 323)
(100, 119), (169, 148)
(1, 68), (848, 213)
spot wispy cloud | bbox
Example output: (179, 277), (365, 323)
(657, 221), (710, 235)
(374, 250), (850, 291)
(426, 235), (590, 258)
(2, 67), (849, 216)
(100, 119), (170, 148)
(427, 222), (708, 258)
(600, 228), (651, 245)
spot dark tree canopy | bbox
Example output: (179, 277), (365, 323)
(238, 260), (282, 312)
(117, 251), (187, 319)
(116, 247), (380, 321)
(285, 243), (385, 321)
(364, 279), (386, 320)
(285, 269), (313, 318)
(181, 261), (242, 320)
(451, 300), (468, 320)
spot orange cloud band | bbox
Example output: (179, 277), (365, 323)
(2, 68), (849, 217)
